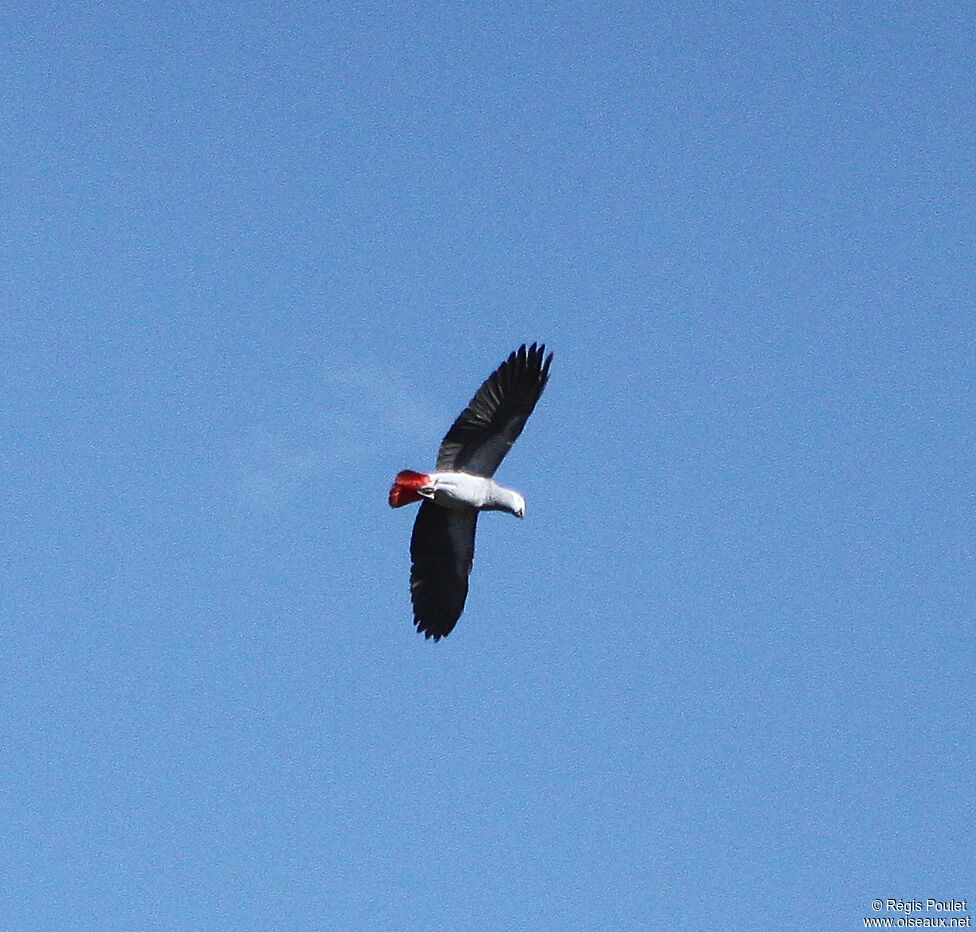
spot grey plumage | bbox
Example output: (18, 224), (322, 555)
(408, 343), (552, 641)
(435, 343), (553, 477)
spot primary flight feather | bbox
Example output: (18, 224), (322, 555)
(389, 343), (553, 640)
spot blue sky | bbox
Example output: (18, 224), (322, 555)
(2, 3), (973, 929)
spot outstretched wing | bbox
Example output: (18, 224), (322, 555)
(409, 501), (478, 640)
(436, 343), (553, 477)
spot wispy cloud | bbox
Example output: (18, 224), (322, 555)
(228, 434), (325, 516)
(223, 359), (443, 516)
(322, 360), (439, 447)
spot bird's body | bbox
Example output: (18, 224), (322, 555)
(389, 343), (552, 640)
(390, 470), (525, 514)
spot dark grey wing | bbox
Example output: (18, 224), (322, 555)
(409, 501), (478, 641)
(435, 343), (553, 477)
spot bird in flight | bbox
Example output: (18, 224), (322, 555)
(389, 343), (553, 640)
